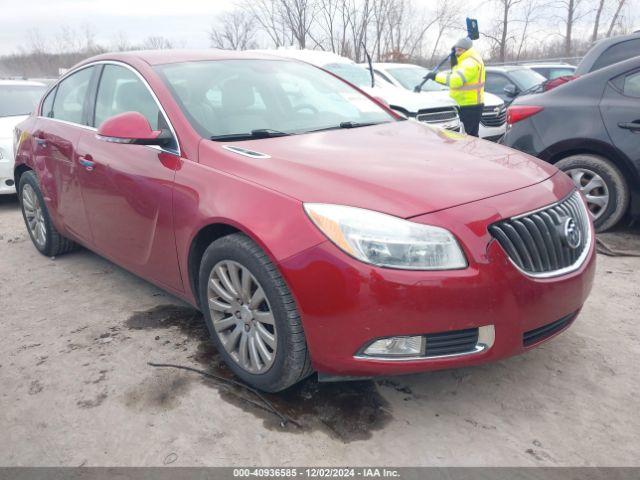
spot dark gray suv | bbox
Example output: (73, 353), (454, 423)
(503, 56), (640, 231)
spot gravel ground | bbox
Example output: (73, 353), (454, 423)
(0, 193), (639, 467)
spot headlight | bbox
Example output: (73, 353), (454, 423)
(304, 203), (467, 270)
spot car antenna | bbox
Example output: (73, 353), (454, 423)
(362, 42), (375, 88)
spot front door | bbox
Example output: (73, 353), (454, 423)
(75, 63), (183, 292)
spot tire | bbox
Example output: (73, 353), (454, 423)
(555, 154), (629, 232)
(198, 233), (313, 392)
(19, 171), (78, 257)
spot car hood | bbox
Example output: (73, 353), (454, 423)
(200, 120), (558, 219)
(361, 84), (455, 112)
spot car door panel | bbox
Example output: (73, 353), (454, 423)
(32, 67), (96, 243)
(32, 119), (93, 242)
(75, 136), (183, 290)
(600, 73), (640, 173)
(75, 63), (183, 291)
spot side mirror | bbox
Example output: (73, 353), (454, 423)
(97, 111), (172, 146)
(503, 84), (519, 98)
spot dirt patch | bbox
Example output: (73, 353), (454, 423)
(77, 391), (108, 409)
(126, 304), (393, 442)
(124, 372), (192, 412)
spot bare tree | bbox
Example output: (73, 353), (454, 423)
(244, 0), (292, 47)
(591, 0), (606, 41)
(279, 0), (317, 48)
(141, 36), (174, 50)
(209, 10), (258, 50)
(606, 0), (628, 36)
(429, 0), (461, 63)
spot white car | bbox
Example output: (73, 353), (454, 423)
(371, 62), (507, 141)
(0, 80), (46, 194)
(252, 49), (462, 132)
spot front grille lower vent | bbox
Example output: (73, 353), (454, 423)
(425, 328), (479, 357)
(481, 104), (507, 127)
(523, 313), (576, 346)
(416, 107), (459, 124)
(489, 192), (591, 276)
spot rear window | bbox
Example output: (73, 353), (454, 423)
(592, 39), (640, 72)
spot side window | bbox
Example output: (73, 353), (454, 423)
(623, 71), (640, 98)
(592, 39), (640, 72)
(485, 73), (512, 95)
(51, 67), (94, 124)
(41, 88), (56, 117)
(95, 65), (161, 130)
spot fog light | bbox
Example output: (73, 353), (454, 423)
(363, 336), (424, 357)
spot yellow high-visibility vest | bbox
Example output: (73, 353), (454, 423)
(435, 48), (485, 107)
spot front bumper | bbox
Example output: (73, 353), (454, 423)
(279, 177), (596, 376)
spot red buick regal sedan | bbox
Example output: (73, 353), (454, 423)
(13, 50), (595, 392)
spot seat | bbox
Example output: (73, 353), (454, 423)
(220, 79), (268, 134)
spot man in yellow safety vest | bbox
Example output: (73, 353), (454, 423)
(424, 37), (485, 137)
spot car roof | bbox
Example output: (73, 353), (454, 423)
(371, 63), (425, 69)
(246, 49), (354, 67)
(576, 32), (640, 75)
(485, 65), (532, 72)
(77, 49), (303, 68)
(524, 63), (576, 69)
(0, 79), (46, 86)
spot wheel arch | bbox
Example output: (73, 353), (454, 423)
(186, 220), (281, 310)
(540, 139), (639, 190)
(14, 164), (33, 190)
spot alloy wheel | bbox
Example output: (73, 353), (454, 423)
(22, 184), (46, 248)
(207, 260), (277, 374)
(566, 168), (609, 220)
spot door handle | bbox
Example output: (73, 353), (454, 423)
(78, 154), (95, 171)
(618, 121), (640, 132)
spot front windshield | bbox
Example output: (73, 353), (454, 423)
(323, 63), (373, 89)
(510, 68), (546, 90)
(156, 60), (394, 140)
(387, 66), (447, 92)
(0, 85), (46, 117)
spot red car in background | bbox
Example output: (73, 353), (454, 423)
(13, 50), (595, 392)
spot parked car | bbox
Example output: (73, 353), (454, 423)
(14, 50), (595, 392)
(503, 56), (640, 231)
(371, 62), (506, 141)
(255, 49), (462, 132)
(524, 63), (577, 80)
(485, 66), (546, 103)
(576, 32), (640, 75)
(0, 80), (46, 194)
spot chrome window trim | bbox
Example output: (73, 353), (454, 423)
(500, 190), (593, 279)
(353, 325), (495, 362)
(37, 60), (181, 157)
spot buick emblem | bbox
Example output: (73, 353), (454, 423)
(563, 218), (581, 250)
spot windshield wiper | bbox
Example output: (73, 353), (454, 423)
(210, 129), (291, 141)
(307, 121), (387, 133)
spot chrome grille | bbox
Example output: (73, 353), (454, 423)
(489, 192), (591, 276)
(416, 107), (459, 124)
(481, 104), (507, 127)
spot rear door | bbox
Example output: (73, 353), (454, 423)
(75, 63), (183, 291)
(33, 66), (96, 243)
(600, 69), (640, 176)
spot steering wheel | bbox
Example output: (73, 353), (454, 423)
(294, 104), (319, 115)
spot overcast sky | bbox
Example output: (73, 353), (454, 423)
(0, 0), (236, 55)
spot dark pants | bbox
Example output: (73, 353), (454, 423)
(459, 104), (484, 137)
